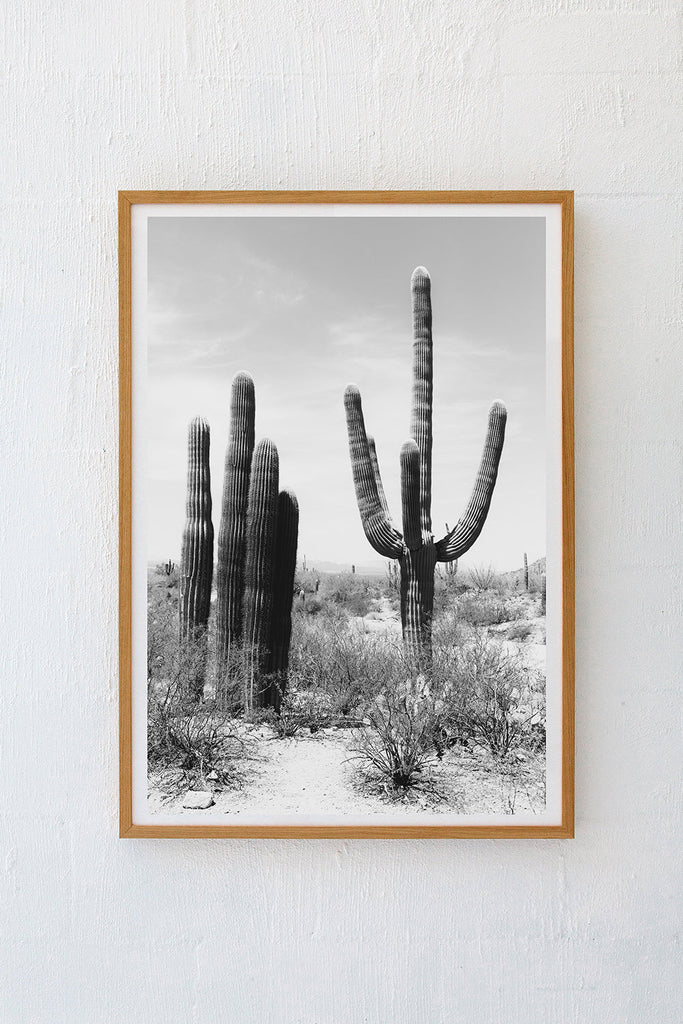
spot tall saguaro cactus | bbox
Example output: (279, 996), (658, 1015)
(215, 374), (299, 711)
(270, 490), (300, 709)
(242, 438), (280, 709)
(344, 267), (507, 664)
(216, 373), (255, 702)
(179, 417), (214, 700)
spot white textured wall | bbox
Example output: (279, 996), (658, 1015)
(2, 2), (681, 1021)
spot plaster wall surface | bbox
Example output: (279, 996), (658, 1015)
(1, 2), (681, 1022)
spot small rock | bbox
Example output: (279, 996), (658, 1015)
(182, 790), (214, 809)
(206, 770), (219, 781)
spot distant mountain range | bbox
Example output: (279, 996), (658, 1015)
(299, 556), (547, 580)
(299, 560), (387, 577)
(150, 556), (546, 581)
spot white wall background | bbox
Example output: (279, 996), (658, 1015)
(1, 2), (681, 1021)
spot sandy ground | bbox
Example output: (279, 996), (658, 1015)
(149, 725), (546, 820)
(148, 596), (547, 821)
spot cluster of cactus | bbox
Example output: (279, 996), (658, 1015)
(164, 559), (175, 575)
(178, 377), (299, 708)
(178, 266), (507, 698)
(215, 373), (299, 712)
(344, 267), (507, 665)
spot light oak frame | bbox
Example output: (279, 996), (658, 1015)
(119, 190), (574, 839)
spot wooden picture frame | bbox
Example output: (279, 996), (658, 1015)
(119, 190), (574, 838)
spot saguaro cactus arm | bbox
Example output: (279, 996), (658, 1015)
(435, 400), (507, 562)
(367, 435), (394, 527)
(410, 267), (433, 537)
(344, 385), (403, 559)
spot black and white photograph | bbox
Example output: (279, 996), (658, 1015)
(124, 196), (569, 832)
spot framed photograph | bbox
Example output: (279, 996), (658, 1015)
(119, 190), (574, 838)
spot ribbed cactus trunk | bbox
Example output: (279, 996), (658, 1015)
(242, 438), (279, 710)
(399, 544), (437, 666)
(344, 267), (507, 665)
(523, 552), (529, 591)
(213, 373), (300, 713)
(269, 490), (299, 711)
(179, 417), (214, 701)
(215, 373), (255, 706)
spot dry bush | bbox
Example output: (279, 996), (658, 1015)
(454, 591), (519, 627)
(147, 574), (247, 794)
(289, 615), (389, 719)
(445, 630), (544, 756)
(466, 564), (501, 592)
(502, 621), (534, 642)
(321, 573), (375, 617)
(352, 672), (445, 789)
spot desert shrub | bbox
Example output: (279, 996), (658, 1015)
(454, 592), (516, 626)
(466, 564), (501, 592)
(147, 569), (217, 701)
(322, 573), (373, 617)
(148, 673), (247, 793)
(353, 674), (445, 789)
(344, 591), (372, 616)
(289, 616), (391, 718)
(302, 596), (325, 616)
(147, 573), (244, 787)
(432, 611), (468, 652)
(445, 631), (543, 755)
(503, 621), (534, 642)
(260, 684), (334, 737)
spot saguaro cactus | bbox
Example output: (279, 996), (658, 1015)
(523, 551), (529, 591)
(270, 490), (300, 709)
(344, 267), (507, 664)
(179, 417), (214, 700)
(215, 373), (255, 703)
(215, 374), (299, 711)
(242, 438), (280, 709)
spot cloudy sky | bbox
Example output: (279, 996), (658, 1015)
(146, 211), (546, 571)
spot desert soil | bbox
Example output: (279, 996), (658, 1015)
(148, 597), (547, 820)
(149, 726), (546, 821)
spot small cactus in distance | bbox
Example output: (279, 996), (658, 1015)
(524, 551), (529, 591)
(344, 267), (506, 665)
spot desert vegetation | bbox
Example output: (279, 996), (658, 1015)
(148, 561), (547, 815)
